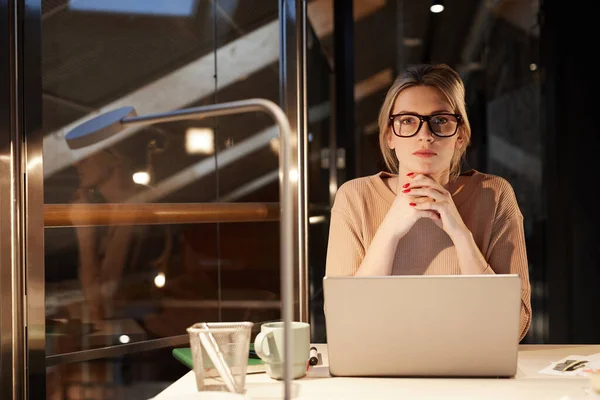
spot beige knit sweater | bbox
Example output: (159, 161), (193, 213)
(325, 170), (532, 341)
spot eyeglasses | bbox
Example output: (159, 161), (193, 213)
(389, 112), (461, 138)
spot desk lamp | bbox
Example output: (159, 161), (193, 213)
(64, 99), (295, 399)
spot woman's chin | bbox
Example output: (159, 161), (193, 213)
(407, 165), (438, 176)
(400, 158), (449, 174)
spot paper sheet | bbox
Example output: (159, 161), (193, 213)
(538, 353), (600, 376)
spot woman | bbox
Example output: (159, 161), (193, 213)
(72, 149), (138, 321)
(325, 63), (531, 341)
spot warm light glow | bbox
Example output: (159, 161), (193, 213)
(529, 63), (537, 71)
(119, 335), (130, 344)
(329, 181), (338, 197)
(132, 171), (151, 185)
(289, 168), (298, 183)
(154, 272), (166, 288)
(27, 155), (43, 170)
(185, 127), (215, 154)
(309, 215), (326, 224)
(269, 137), (280, 154)
(430, 4), (444, 13)
(403, 38), (422, 47)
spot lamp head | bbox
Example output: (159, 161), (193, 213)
(65, 106), (137, 150)
(430, 0), (444, 13)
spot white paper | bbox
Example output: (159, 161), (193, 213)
(538, 353), (600, 377)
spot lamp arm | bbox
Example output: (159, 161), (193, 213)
(122, 98), (295, 399)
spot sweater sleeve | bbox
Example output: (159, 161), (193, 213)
(325, 186), (365, 277)
(485, 186), (532, 342)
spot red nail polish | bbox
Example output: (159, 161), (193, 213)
(402, 189), (410, 193)
(406, 172), (414, 177)
(402, 183), (410, 188)
(409, 203), (416, 207)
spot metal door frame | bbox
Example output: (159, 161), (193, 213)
(1, 0), (45, 399)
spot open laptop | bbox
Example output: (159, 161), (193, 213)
(323, 274), (522, 378)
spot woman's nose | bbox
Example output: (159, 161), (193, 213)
(416, 123), (435, 142)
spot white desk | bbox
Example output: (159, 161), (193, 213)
(153, 344), (600, 399)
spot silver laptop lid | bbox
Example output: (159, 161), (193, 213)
(323, 274), (521, 377)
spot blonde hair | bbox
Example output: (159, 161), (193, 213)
(377, 63), (471, 180)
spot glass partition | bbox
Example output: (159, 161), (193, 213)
(41, 1), (288, 397)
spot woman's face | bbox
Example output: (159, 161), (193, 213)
(387, 85), (463, 179)
(74, 151), (116, 189)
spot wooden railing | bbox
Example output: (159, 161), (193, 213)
(44, 202), (280, 227)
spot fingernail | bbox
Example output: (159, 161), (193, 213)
(402, 189), (411, 193)
(406, 172), (414, 177)
(409, 203), (416, 207)
(402, 183), (410, 188)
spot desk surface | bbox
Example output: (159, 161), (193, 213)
(153, 344), (600, 399)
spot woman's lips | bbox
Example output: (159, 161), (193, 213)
(413, 150), (436, 158)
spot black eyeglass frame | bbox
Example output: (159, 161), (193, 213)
(388, 112), (462, 138)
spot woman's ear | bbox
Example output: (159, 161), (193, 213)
(455, 135), (464, 149)
(386, 131), (395, 149)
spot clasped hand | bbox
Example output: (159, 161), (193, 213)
(385, 173), (468, 240)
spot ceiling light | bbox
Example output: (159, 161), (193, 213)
(132, 171), (151, 185)
(186, 127), (215, 155)
(154, 272), (166, 288)
(430, 0), (444, 13)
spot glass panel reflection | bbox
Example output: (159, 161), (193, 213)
(43, 0), (280, 398)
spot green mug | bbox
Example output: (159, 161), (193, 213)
(253, 321), (310, 380)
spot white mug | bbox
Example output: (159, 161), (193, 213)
(253, 321), (310, 380)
